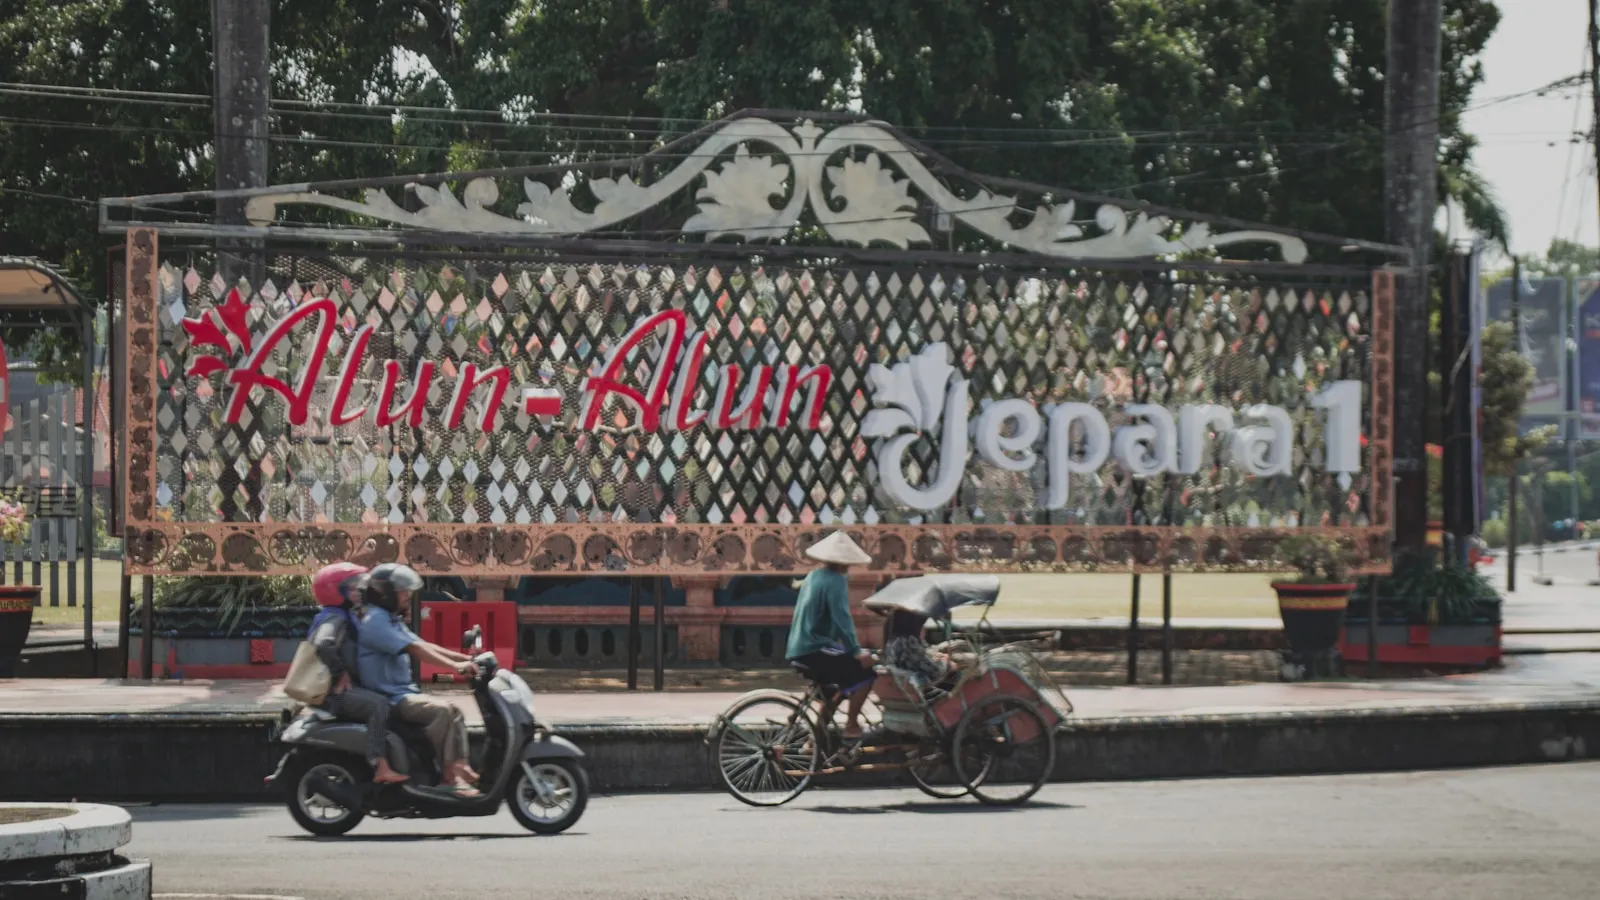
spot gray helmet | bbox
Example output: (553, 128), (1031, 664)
(365, 563), (423, 613)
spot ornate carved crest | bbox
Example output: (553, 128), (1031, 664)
(236, 117), (1309, 263)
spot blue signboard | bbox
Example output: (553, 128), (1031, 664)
(1578, 283), (1600, 439)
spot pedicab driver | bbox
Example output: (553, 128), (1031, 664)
(785, 532), (876, 741)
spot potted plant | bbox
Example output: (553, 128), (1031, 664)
(0, 492), (37, 677)
(1341, 551), (1502, 668)
(1270, 534), (1356, 678)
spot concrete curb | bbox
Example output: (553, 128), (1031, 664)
(1, 700), (1596, 800)
(0, 802), (150, 899)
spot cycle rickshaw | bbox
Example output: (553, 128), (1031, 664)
(707, 575), (1072, 807)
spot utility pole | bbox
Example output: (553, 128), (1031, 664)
(211, 0), (270, 523)
(1508, 258), (1521, 593)
(211, 0), (270, 279)
(1385, 0), (1445, 555)
(1589, 1), (1600, 232)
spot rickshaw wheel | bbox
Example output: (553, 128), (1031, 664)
(951, 695), (1056, 806)
(907, 737), (992, 799)
(714, 693), (822, 807)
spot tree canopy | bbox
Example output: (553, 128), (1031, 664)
(0, 0), (1505, 380)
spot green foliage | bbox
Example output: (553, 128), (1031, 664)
(1525, 238), (1600, 278)
(1273, 534), (1351, 585)
(1479, 321), (1554, 475)
(0, 0), (1504, 383)
(1479, 517), (1506, 549)
(1542, 470), (1590, 521)
(153, 575), (314, 634)
(1374, 551), (1497, 625)
(90, 503), (121, 553)
(1479, 515), (1537, 549)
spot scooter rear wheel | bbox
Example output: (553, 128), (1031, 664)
(508, 759), (589, 835)
(286, 754), (368, 837)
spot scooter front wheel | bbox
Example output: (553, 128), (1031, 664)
(508, 759), (589, 835)
(285, 754), (368, 837)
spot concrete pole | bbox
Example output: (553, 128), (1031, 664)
(1385, 0), (1445, 555)
(1508, 260), (1520, 592)
(1589, 0), (1600, 238)
(211, 0), (270, 278)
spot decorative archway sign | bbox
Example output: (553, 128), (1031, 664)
(103, 111), (1399, 577)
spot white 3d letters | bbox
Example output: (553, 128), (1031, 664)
(1230, 404), (1294, 476)
(877, 380), (971, 510)
(863, 343), (1366, 512)
(1311, 380), (1362, 473)
(975, 399), (1042, 473)
(1114, 404), (1177, 478)
(1045, 403), (1112, 508)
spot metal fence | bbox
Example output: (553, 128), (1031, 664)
(0, 391), (92, 616)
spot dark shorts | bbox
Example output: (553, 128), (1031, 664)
(791, 649), (875, 696)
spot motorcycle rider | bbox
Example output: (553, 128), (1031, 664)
(356, 563), (483, 797)
(308, 562), (408, 785)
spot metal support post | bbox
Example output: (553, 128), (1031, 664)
(1160, 573), (1173, 685)
(652, 577), (666, 692)
(1126, 574), (1141, 685)
(140, 575), (153, 680)
(626, 578), (640, 691)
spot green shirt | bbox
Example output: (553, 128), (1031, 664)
(785, 568), (859, 660)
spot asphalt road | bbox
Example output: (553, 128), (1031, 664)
(127, 763), (1600, 900)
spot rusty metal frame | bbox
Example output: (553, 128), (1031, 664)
(120, 228), (1396, 577)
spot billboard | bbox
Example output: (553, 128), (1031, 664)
(1578, 280), (1600, 439)
(1487, 276), (1567, 422)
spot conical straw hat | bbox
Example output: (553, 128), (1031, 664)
(804, 531), (872, 566)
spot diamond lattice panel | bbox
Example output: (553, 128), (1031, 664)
(122, 233), (1392, 575)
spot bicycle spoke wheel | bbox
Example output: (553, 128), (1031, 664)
(715, 695), (820, 807)
(952, 695), (1056, 806)
(907, 738), (974, 799)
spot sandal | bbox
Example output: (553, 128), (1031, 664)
(441, 783), (482, 799)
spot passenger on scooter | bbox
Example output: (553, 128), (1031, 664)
(356, 563), (484, 798)
(308, 562), (409, 785)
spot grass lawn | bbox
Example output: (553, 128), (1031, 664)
(25, 563), (1286, 628)
(26, 558), (126, 626)
(951, 573), (1282, 622)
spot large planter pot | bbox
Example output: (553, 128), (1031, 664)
(0, 585), (40, 678)
(1271, 581), (1354, 678)
(0, 803), (151, 898)
(1342, 594), (1502, 668)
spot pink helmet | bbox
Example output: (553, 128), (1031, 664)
(312, 562), (369, 607)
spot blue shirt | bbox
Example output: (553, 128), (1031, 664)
(356, 608), (420, 704)
(785, 568), (859, 660)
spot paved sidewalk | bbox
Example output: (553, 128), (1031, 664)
(4, 652), (1598, 725)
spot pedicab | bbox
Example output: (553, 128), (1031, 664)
(706, 575), (1072, 807)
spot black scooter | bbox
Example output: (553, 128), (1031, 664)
(266, 626), (589, 836)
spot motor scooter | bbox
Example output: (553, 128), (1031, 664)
(267, 626), (588, 836)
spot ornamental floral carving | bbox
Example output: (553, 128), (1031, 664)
(241, 117), (1309, 263)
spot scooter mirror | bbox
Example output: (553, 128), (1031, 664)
(461, 625), (481, 652)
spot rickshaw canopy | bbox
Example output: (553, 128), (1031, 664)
(862, 575), (1000, 619)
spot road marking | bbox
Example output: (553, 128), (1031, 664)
(155, 894), (306, 900)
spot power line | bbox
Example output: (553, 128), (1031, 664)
(0, 73), (1586, 140)
(0, 111), (1361, 161)
(0, 187), (96, 208)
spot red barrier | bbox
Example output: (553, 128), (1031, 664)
(418, 601), (518, 681)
